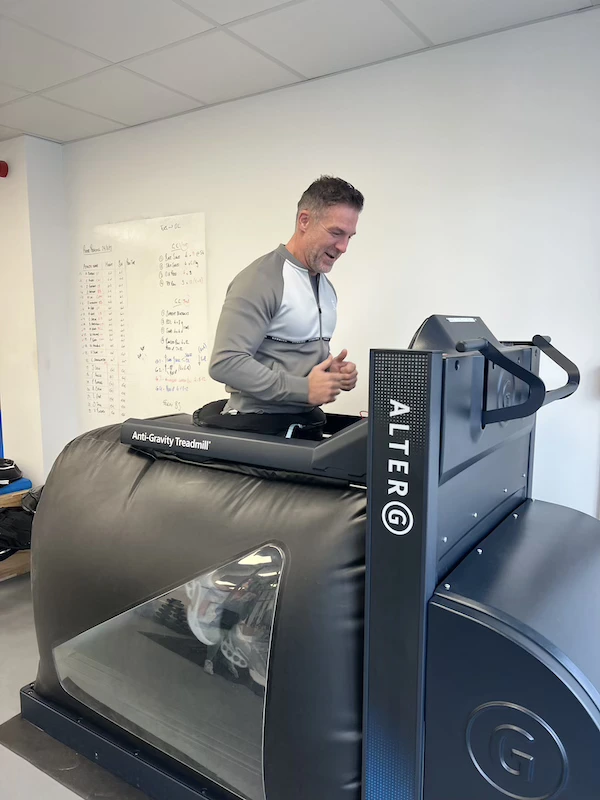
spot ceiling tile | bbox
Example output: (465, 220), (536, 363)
(42, 68), (201, 126)
(0, 124), (22, 141)
(0, 19), (106, 92)
(0, 0), (214, 62)
(128, 30), (299, 104)
(389, 0), (591, 43)
(180, 0), (294, 24)
(0, 83), (27, 105)
(232, 0), (426, 78)
(0, 97), (124, 142)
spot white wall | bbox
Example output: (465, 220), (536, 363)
(60, 9), (600, 516)
(0, 136), (45, 482)
(0, 135), (74, 482)
(25, 136), (78, 475)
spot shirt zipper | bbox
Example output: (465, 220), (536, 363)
(316, 274), (323, 344)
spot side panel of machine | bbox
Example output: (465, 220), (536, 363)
(435, 348), (536, 577)
(424, 600), (600, 799)
(439, 500), (600, 695)
(436, 433), (528, 575)
(363, 350), (442, 800)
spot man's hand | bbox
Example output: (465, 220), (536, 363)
(308, 355), (344, 405)
(329, 349), (358, 392)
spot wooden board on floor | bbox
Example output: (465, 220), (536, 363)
(0, 551), (31, 583)
(0, 489), (29, 508)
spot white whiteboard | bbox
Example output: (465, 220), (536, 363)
(78, 213), (208, 426)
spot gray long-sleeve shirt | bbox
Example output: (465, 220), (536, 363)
(209, 244), (337, 414)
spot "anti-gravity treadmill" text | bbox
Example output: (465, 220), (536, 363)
(130, 431), (211, 450)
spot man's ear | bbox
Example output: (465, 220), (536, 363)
(297, 209), (310, 232)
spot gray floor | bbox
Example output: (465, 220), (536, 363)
(0, 574), (80, 798)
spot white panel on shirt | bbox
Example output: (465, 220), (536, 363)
(266, 260), (337, 343)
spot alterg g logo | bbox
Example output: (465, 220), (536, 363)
(466, 702), (568, 800)
(381, 501), (414, 536)
(383, 400), (414, 536)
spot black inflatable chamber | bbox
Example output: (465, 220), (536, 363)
(31, 422), (366, 800)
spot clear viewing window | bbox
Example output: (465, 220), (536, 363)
(53, 545), (285, 800)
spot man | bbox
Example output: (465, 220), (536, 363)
(197, 175), (363, 436)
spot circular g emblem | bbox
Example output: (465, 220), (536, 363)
(381, 501), (414, 536)
(466, 702), (568, 800)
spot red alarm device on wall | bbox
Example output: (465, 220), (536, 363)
(0, 161), (8, 178)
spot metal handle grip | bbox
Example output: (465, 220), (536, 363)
(532, 335), (580, 406)
(456, 335), (580, 425)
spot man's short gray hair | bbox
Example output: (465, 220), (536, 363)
(296, 175), (364, 222)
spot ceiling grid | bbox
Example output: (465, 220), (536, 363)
(0, 0), (594, 143)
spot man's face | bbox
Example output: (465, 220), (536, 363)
(301, 204), (359, 274)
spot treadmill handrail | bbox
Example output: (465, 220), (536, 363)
(455, 335), (579, 424)
(532, 335), (581, 406)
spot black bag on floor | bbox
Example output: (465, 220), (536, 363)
(21, 484), (44, 515)
(0, 485), (44, 560)
(0, 508), (32, 552)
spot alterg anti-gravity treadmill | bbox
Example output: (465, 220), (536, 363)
(22, 314), (600, 800)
